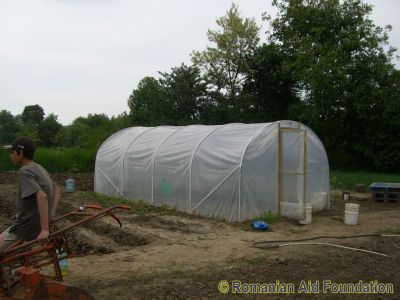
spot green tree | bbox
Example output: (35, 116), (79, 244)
(159, 64), (207, 125)
(192, 4), (260, 101)
(0, 110), (20, 144)
(60, 114), (113, 149)
(74, 114), (110, 129)
(362, 69), (400, 171)
(55, 113), (132, 149)
(127, 77), (168, 126)
(65, 121), (91, 148)
(17, 125), (40, 143)
(21, 104), (45, 125)
(19, 105), (45, 143)
(241, 44), (299, 122)
(128, 66), (210, 126)
(269, 0), (398, 170)
(38, 113), (63, 147)
(110, 112), (132, 132)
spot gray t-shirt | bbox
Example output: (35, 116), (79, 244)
(9, 162), (54, 241)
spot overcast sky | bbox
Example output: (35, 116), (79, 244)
(1, 0), (399, 125)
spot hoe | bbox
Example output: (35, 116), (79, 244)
(0, 204), (131, 299)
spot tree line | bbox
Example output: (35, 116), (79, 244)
(1, 0), (399, 172)
(0, 106), (131, 150)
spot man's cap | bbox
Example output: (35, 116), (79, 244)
(3, 136), (36, 153)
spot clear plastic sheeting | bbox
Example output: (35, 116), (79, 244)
(95, 121), (330, 222)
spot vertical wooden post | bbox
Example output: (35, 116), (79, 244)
(303, 128), (308, 219)
(277, 122), (282, 216)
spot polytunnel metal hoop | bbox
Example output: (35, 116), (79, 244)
(97, 167), (123, 196)
(188, 124), (230, 212)
(151, 127), (183, 204)
(191, 165), (240, 213)
(121, 127), (156, 194)
(237, 123), (274, 221)
(94, 127), (133, 192)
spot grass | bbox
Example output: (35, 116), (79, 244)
(253, 211), (279, 224)
(379, 227), (400, 235)
(35, 148), (96, 173)
(330, 170), (400, 191)
(0, 147), (96, 173)
(0, 150), (15, 171)
(82, 191), (178, 216)
(244, 255), (270, 266)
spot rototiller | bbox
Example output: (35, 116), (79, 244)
(0, 204), (130, 299)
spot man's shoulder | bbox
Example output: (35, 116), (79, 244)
(18, 164), (31, 176)
(19, 163), (48, 177)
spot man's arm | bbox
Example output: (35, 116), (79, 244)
(50, 183), (61, 223)
(36, 190), (49, 240)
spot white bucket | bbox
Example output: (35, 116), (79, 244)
(343, 192), (350, 201)
(299, 204), (312, 225)
(344, 203), (359, 225)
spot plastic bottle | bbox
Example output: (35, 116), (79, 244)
(65, 177), (75, 192)
(57, 249), (69, 276)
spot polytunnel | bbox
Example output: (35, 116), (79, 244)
(94, 121), (330, 222)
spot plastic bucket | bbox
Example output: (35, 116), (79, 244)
(299, 204), (312, 225)
(252, 220), (268, 231)
(344, 203), (359, 225)
(343, 191), (350, 201)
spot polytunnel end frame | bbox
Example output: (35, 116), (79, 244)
(278, 121), (308, 221)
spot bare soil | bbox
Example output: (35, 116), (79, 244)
(0, 172), (399, 299)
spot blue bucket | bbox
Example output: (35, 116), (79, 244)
(252, 220), (268, 231)
(65, 178), (75, 192)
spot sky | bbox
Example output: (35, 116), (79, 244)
(1, 0), (399, 125)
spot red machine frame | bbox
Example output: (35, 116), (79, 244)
(0, 204), (130, 299)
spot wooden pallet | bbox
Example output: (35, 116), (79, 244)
(369, 182), (400, 202)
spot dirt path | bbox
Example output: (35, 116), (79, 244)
(0, 172), (399, 299)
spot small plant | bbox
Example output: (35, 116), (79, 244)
(254, 211), (278, 224)
(68, 163), (79, 175)
(245, 255), (269, 266)
(330, 175), (344, 189)
(380, 227), (400, 235)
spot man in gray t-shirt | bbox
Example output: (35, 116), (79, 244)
(0, 136), (61, 252)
